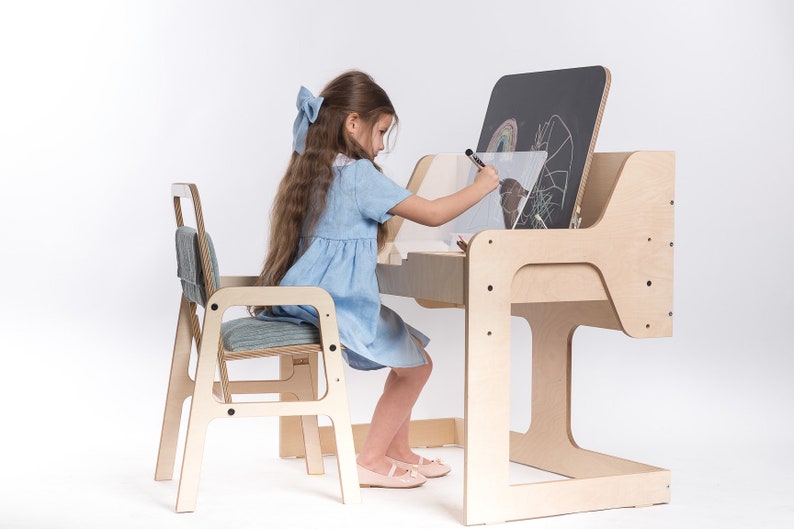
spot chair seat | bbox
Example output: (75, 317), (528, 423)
(221, 317), (321, 353)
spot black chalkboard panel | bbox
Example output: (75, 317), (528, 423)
(476, 66), (610, 229)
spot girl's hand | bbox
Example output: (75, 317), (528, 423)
(474, 165), (499, 195)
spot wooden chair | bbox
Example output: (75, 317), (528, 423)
(154, 183), (360, 512)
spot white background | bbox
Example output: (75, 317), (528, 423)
(1, 1), (792, 528)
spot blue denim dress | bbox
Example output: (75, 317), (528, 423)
(260, 155), (429, 370)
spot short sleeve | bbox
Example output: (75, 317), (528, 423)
(352, 160), (412, 223)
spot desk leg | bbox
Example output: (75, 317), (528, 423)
(501, 302), (670, 522)
(513, 302), (590, 472)
(463, 275), (514, 525)
(463, 279), (670, 525)
(511, 302), (671, 476)
(511, 302), (610, 473)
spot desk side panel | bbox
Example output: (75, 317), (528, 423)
(465, 151), (674, 338)
(591, 151), (675, 337)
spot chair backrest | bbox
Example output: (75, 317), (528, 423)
(172, 183), (220, 308)
(176, 226), (220, 308)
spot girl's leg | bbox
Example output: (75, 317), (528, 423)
(385, 413), (418, 463)
(381, 353), (452, 479)
(382, 369), (422, 464)
(356, 352), (433, 475)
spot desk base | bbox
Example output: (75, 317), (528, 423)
(281, 417), (669, 525)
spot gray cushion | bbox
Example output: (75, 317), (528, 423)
(175, 226), (221, 307)
(221, 317), (321, 352)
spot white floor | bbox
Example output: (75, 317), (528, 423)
(3, 409), (792, 529)
(3, 319), (792, 529)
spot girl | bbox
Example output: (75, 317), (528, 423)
(257, 70), (499, 488)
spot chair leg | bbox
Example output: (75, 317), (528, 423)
(155, 297), (194, 481)
(322, 357), (361, 504)
(292, 356), (324, 475)
(175, 411), (211, 513)
(175, 344), (219, 513)
(329, 413), (360, 504)
(279, 357), (303, 459)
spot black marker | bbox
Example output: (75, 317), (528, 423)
(465, 148), (486, 169)
(466, 148), (504, 186)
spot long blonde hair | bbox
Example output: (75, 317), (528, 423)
(257, 70), (398, 289)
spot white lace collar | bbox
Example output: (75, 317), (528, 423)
(332, 153), (355, 167)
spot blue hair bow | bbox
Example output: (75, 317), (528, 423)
(292, 86), (324, 154)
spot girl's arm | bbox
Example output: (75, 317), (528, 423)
(389, 165), (500, 227)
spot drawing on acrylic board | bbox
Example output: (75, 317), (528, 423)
(453, 151), (548, 235)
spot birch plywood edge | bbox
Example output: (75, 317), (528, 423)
(467, 151), (675, 338)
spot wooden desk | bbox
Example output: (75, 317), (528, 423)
(284, 151), (674, 525)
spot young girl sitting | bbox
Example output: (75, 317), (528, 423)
(256, 70), (499, 488)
